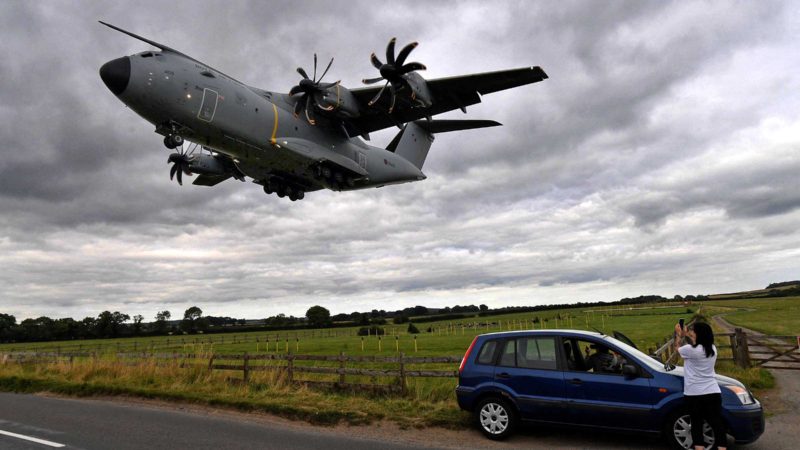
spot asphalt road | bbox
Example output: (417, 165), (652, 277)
(0, 393), (424, 450)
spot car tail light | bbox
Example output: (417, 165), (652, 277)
(459, 336), (479, 375)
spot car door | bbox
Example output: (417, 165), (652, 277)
(493, 336), (567, 423)
(562, 338), (655, 430)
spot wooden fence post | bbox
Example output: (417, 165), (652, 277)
(733, 328), (751, 368)
(208, 354), (215, 372)
(339, 352), (346, 386)
(243, 352), (250, 383)
(398, 352), (407, 395)
(287, 354), (294, 384)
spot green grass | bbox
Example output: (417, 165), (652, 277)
(705, 296), (800, 336)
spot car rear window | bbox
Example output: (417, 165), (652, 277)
(498, 337), (557, 370)
(476, 340), (499, 364)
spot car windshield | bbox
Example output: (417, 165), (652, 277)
(602, 335), (668, 372)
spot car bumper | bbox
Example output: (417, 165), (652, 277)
(455, 385), (475, 411)
(724, 403), (764, 444)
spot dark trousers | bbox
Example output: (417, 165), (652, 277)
(685, 393), (726, 449)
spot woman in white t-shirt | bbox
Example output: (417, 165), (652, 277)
(674, 321), (727, 450)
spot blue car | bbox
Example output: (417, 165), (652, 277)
(455, 330), (763, 449)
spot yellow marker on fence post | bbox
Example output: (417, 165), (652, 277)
(395, 335), (399, 352)
(361, 337), (364, 352)
(414, 335), (418, 352)
(285, 339), (288, 353)
(378, 336), (382, 352)
(296, 338), (299, 353)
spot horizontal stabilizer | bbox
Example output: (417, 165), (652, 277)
(415, 119), (501, 133)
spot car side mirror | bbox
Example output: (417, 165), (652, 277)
(622, 364), (638, 378)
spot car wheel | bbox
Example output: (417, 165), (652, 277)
(475, 397), (517, 440)
(664, 410), (716, 450)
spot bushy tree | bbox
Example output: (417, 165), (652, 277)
(407, 322), (420, 334)
(306, 305), (331, 328)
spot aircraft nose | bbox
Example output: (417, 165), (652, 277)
(99, 56), (130, 95)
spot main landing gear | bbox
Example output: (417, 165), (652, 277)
(263, 179), (305, 201)
(313, 164), (355, 191)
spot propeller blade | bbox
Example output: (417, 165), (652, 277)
(370, 52), (383, 69)
(170, 164), (178, 181)
(312, 53), (318, 81)
(318, 57), (334, 82)
(395, 42), (417, 66)
(386, 37), (396, 65)
(304, 95), (316, 125)
(293, 93), (306, 117)
(289, 85), (304, 96)
(362, 76), (384, 84)
(399, 62), (426, 74)
(388, 83), (397, 113)
(296, 67), (309, 80)
(368, 81), (389, 106)
(176, 167), (183, 185)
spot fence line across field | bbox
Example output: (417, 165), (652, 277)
(0, 350), (462, 394)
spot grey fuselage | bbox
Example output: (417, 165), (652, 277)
(108, 50), (425, 191)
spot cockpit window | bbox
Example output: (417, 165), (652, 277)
(140, 52), (154, 58)
(200, 71), (216, 78)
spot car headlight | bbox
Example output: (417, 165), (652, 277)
(724, 385), (755, 405)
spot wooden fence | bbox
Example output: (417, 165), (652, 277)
(0, 351), (462, 394)
(652, 328), (800, 370)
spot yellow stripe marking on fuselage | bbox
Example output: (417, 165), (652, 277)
(270, 103), (279, 145)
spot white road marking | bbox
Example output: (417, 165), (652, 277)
(0, 429), (66, 448)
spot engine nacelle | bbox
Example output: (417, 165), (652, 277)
(188, 153), (230, 176)
(403, 72), (432, 108)
(317, 84), (361, 119)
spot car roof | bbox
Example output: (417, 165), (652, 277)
(475, 329), (611, 339)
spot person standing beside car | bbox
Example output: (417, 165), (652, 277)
(674, 321), (727, 450)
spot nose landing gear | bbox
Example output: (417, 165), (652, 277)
(163, 134), (184, 149)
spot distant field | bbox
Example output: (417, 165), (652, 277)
(0, 304), (692, 357)
(706, 296), (800, 336)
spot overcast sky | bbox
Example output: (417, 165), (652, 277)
(1, 1), (798, 322)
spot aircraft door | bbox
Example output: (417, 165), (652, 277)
(198, 88), (219, 122)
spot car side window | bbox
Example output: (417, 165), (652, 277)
(476, 340), (499, 365)
(517, 337), (558, 370)
(498, 339), (516, 367)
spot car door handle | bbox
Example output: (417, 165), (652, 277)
(568, 378), (583, 385)
(495, 372), (512, 379)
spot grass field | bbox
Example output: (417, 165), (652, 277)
(705, 296), (800, 336)
(0, 299), (788, 428)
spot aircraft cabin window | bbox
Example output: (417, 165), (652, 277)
(201, 71), (216, 78)
(140, 52), (153, 58)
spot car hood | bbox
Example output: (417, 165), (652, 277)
(668, 366), (744, 388)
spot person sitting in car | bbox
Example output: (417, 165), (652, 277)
(586, 344), (617, 373)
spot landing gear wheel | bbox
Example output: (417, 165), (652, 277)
(321, 167), (332, 179)
(164, 135), (176, 149)
(664, 410), (717, 450)
(475, 397), (517, 441)
(334, 171), (344, 183)
(263, 184), (273, 195)
(276, 185), (286, 198)
(296, 190), (305, 200)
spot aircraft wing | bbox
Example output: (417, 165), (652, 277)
(346, 66), (547, 135)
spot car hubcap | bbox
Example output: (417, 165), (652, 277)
(480, 403), (508, 435)
(673, 415), (714, 449)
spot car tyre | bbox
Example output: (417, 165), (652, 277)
(475, 396), (517, 440)
(664, 409), (717, 450)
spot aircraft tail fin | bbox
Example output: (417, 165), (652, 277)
(387, 120), (501, 169)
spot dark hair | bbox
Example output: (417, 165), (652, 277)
(690, 322), (715, 358)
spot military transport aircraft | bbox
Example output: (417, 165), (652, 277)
(99, 21), (547, 201)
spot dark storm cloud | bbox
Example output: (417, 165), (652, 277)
(0, 1), (798, 320)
